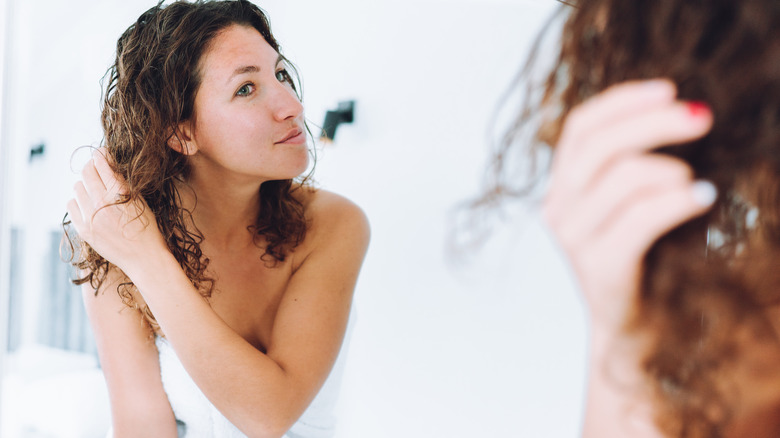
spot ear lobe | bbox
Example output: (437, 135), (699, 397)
(166, 122), (198, 156)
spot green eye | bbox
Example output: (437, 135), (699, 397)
(236, 83), (254, 96)
(276, 69), (293, 85)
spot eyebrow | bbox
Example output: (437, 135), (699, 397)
(227, 54), (285, 83)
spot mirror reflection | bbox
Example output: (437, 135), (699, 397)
(0, 1), (579, 437)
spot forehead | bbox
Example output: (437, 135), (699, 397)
(199, 24), (278, 82)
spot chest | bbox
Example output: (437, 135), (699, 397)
(203, 249), (293, 352)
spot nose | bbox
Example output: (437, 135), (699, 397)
(272, 82), (304, 122)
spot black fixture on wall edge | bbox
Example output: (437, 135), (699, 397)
(29, 142), (45, 162)
(320, 100), (355, 142)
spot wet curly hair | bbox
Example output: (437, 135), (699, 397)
(63, 0), (312, 331)
(486, 0), (780, 436)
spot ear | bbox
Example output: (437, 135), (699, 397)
(166, 121), (198, 156)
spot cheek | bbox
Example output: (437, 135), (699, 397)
(195, 107), (264, 147)
(191, 104), (223, 145)
(221, 106), (273, 140)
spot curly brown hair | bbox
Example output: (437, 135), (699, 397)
(486, 0), (780, 436)
(63, 0), (313, 331)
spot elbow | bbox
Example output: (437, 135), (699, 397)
(235, 378), (308, 438)
(244, 420), (295, 438)
(241, 405), (301, 438)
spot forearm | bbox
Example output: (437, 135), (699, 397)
(126, 249), (302, 436)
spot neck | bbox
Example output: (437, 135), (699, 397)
(178, 170), (265, 251)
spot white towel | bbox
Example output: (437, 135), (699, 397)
(154, 320), (351, 438)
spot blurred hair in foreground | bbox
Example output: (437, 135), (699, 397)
(474, 1), (780, 436)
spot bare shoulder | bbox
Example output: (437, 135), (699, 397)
(301, 188), (369, 240)
(294, 188), (370, 260)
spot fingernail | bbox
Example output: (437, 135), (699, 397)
(641, 79), (675, 96)
(687, 101), (711, 118)
(692, 180), (717, 206)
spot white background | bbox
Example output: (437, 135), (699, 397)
(0, 0), (588, 436)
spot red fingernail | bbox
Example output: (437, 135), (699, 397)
(687, 101), (711, 117)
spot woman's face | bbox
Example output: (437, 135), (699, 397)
(184, 24), (308, 185)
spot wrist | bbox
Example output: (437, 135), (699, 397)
(587, 319), (649, 382)
(122, 246), (179, 290)
(588, 323), (618, 363)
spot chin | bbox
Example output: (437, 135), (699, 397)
(276, 155), (310, 180)
(292, 153), (311, 176)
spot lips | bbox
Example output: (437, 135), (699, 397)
(276, 127), (305, 144)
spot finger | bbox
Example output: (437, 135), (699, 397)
(588, 155), (693, 236)
(559, 101), (712, 194)
(73, 181), (95, 221)
(558, 79), (677, 151)
(92, 148), (127, 196)
(548, 154), (694, 247)
(600, 180), (717, 261)
(81, 159), (107, 201)
(66, 198), (86, 235)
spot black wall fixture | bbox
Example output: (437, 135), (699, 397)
(320, 100), (355, 142)
(29, 142), (45, 162)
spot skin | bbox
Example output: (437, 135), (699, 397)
(542, 79), (715, 437)
(67, 24), (370, 438)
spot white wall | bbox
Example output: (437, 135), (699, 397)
(0, 0), (11, 427)
(261, 2), (587, 436)
(3, 1), (588, 437)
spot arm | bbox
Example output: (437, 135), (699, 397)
(69, 173), (369, 437)
(541, 80), (715, 437)
(82, 268), (178, 438)
(129, 194), (368, 437)
(581, 327), (663, 437)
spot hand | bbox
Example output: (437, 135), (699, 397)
(543, 79), (716, 333)
(67, 148), (167, 274)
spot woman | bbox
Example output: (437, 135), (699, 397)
(64, 1), (369, 437)
(485, 0), (780, 436)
